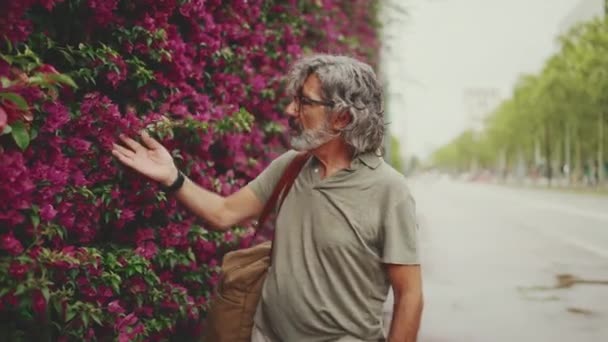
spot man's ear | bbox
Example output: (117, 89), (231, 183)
(332, 111), (352, 130)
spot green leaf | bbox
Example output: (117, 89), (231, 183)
(27, 75), (45, 86)
(2, 125), (11, 135)
(11, 121), (29, 150)
(81, 311), (89, 328)
(46, 74), (78, 89)
(52, 297), (62, 315)
(41, 287), (50, 301)
(187, 248), (195, 262)
(31, 212), (40, 228)
(30, 126), (38, 140)
(56, 225), (66, 240)
(4, 38), (13, 53)
(0, 52), (14, 64)
(91, 312), (102, 326)
(15, 284), (27, 296)
(65, 306), (77, 322)
(0, 77), (11, 88)
(0, 92), (29, 111)
(58, 49), (76, 65)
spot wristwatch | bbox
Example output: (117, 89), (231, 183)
(161, 170), (185, 193)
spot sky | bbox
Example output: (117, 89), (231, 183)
(380, 0), (604, 161)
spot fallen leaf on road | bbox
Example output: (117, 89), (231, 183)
(567, 307), (595, 316)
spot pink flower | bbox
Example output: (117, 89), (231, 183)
(159, 223), (188, 248)
(106, 56), (127, 88)
(41, 102), (70, 132)
(128, 277), (147, 295)
(135, 241), (158, 259)
(68, 137), (92, 153)
(35, 63), (59, 74)
(87, 0), (119, 27)
(108, 300), (125, 314)
(1, 291), (18, 309)
(223, 231), (234, 242)
(250, 75), (266, 92)
(0, 106), (7, 132)
(135, 305), (153, 317)
(115, 312), (138, 331)
(40, 204), (58, 221)
(9, 261), (29, 279)
(201, 240), (216, 254)
(135, 228), (155, 243)
(0, 232), (24, 255)
(32, 289), (47, 316)
(160, 298), (178, 311)
(85, 328), (95, 340)
(208, 273), (220, 287)
(38, 0), (64, 11)
(159, 271), (173, 283)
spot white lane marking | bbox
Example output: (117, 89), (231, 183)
(535, 225), (608, 258)
(516, 200), (608, 223)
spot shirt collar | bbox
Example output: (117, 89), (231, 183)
(345, 151), (383, 171)
(358, 151), (383, 169)
(310, 150), (383, 172)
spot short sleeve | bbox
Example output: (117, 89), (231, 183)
(247, 150), (299, 205)
(381, 193), (420, 265)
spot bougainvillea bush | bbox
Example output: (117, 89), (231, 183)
(0, 0), (379, 340)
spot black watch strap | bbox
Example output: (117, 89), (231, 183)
(161, 170), (185, 193)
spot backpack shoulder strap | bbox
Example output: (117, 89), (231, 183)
(255, 152), (310, 231)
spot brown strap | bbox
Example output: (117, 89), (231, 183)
(255, 152), (310, 234)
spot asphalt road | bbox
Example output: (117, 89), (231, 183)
(393, 176), (608, 342)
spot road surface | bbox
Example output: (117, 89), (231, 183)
(385, 176), (608, 342)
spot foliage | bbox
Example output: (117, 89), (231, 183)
(389, 135), (404, 173)
(432, 17), (608, 182)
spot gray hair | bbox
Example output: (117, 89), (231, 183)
(285, 54), (385, 156)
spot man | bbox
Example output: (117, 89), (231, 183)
(112, 54), (423, 342)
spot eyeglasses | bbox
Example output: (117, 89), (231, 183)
(293, 94), (334, 112)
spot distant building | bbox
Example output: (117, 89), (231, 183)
(463, 87), (502, 133)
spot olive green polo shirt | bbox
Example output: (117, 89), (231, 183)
(248, 149), (420, 342)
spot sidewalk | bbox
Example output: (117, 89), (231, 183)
(494, 178), (608, 196)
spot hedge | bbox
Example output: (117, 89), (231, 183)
(0, 1), (379, 340)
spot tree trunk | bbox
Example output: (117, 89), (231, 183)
(599, 112), (604, 185)
(574, 134), (582, 185)
(545, 123), (552, 186)
(565, 123), (571, 185)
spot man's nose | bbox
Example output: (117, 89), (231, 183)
(285, 101), (297, 117)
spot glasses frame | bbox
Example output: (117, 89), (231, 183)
(293, 93), (334, 113)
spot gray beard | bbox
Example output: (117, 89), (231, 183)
(290, 125), (337, 151)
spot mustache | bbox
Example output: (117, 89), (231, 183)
(288, 117), (301, 131)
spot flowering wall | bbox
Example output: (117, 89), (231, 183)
(0, 0), (379, 340)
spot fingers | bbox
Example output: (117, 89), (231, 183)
(119, 134), (145, 152)
(140, 130), (163, 150)
(111, 148), (135, 167)
(112, 143), (135, 159)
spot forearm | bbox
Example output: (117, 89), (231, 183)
(169, 176), (229, 230)
(387, 291), (423, 342)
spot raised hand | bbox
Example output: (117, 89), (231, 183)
(112, 131), (178, 186)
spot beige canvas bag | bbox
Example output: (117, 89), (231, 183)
(202, 152), (310, 342)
